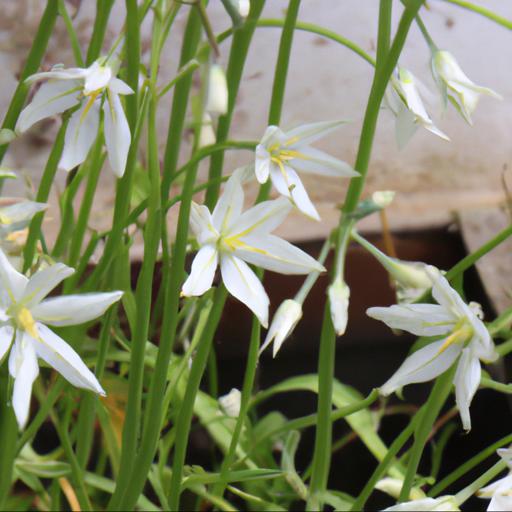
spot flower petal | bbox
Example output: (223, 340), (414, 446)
(395, 102), (419, 149)
(31, 291), (123, 326)
(220, 254), (269, 327)
(59, 99), (101, 171)
(103, 91), (131, 177)
(289, 146), (358, 178)
(380, 339), (461, 396)
(212, 172), (245, 232)
(23, 263), (74, 308)
(235, 234), (325, 275)
(16, 79), (82, 133)
(230, 197), (292, 238)
(270, 165), (320, 220)
(284, 120), (347, 147)
(453, 347), (481, 431)
(25, 68), (88, 84)
(367, 303), (455, 337)
(0, 247), (28, 301)
(108, 78), (134, 95)
(0, 201), (47, 232)
(190, 202), (217, 243)
(181, 245), (218, 296)
(83, 63), (112, 94)
(9, 334), (39, 429)
(32, 323), (105, 395)
(255, 145), (271, 183)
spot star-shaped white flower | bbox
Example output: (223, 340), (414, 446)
(0, 249), (122, 428)
(254, 121), (358, 220)
(383, 496), (459, 511)
(386, 67), (449, 148)
(479, 448), (512, 511)
(367, 266), (498, 431)
(181, 171), (325, 327)
(17, 59), (133, 177)
(431, 50), (502, 125)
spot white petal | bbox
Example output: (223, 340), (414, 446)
(488, 495), (512, 512)
(0, 201), (47, 232)
(59, 100), (100, 171)
(103, 91), (131, 177)
(181, 245), (218, 296)
(289, 146), (358, 178)
(395, 102), (419, 149)
(380, 339), (461, 396)
(16, 79), (82, 133)
(25, 68), (88, 84)
(220, 254), (269, 327)
(31, 291), (123, 326)
(479, 474), (512, 497)
(235, 234), (325, 275)
(259, 125), (282, 147)
(255, 145), (271, 183)
(0, 247), (28, 301)
(284, 120), (347, 148)
(32, 323), (105, 395)
(0, 325), (14, 363)
(190, 202), (217, 244)
(108, 78), (134, 95)
(23, 263), (74, 308)
(229, 197), (291, 238)
(9, 334), (39, 429)
(453, 348), (481, 431)
(212, 171), (245, 232)
(83, 63), (112, 94)
(367, 303), (455, 337)
(206, 64), (228, 115)
(270, 165), (320, 220)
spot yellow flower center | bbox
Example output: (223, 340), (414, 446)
(16, 307), (39, 339)
(437, 322), (473, 354)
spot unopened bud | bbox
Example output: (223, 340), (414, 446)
(206, 64), (228, 115)
(328, 276), (350, 336)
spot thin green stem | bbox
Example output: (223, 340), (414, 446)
(58, 0), (85, 66)
(441, 0), (512, 30)
(0, 0), (59, 163)
(157, 59), (200, 99)
(86, 0), (115, 65)
(23, 120), (68, 272)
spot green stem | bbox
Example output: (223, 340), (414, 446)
(398, 368), (454, 502)
(124, 0), (141, 130)
(0, 0), (59, 163)
(86, 0), (115, 65)
(454, 459), (507, 505)
(203, 0), (266, 209)
(0, 366), (17, 508)
(167, 286), (228, 510)
(23, 119), (68, 272)
(58, 0), (85, 66)
(428, 432), (512, 497)
(415, 14), (437, 51)
(441, 0), (512, 30)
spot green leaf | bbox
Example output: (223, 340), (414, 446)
(14, 459), (71, 478)
(182, 468), (283, 488)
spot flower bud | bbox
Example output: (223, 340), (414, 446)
(219, 388), (241, 417)
(0, 129), (16, 145)
(328, 276), (350, 336)
(198, 113), (216, 148)
(237, 0), (250, 17)
(206, 64), (228, 116)
(372, 190), (395, 209)
(431, 50), (501, 124)
(259, 299), (302, 358)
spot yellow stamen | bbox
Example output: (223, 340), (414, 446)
(81, 90), (101, 121)
(223, 236), (268, 255)
(0, 214), (12, 225)
(17, 307), (38, 339)
(284, 136), (300, 146)
(438, 324), (473, 354)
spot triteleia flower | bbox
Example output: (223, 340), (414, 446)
(254, 121), (358, 220)
(259, 299), (302, 357)
(17, 59), (133, 177)
(328, 276), (350, 336)
(219, 388), (241, 417)
(431, 50), (502, 125)
(367, 266), (498, 431)
(386, 67), (448, 148)
(478, 448), (512, 511)
(181, 171), (325, 327)
(0, 249), (122, 428)
(384, 496), (459, 511)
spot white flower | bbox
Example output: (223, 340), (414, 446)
(328, 276), (350, 336)
(367, 266), (498, 431)
(259, 299), (302, 357)
(219, 388), (241, 417)
(479, 448), (512, 511)
(376, 477), (426, 501)
(386, 67), (448, 148)
(17, 60), (133, 177)
(181, 171), (325, 327)
(0, 249), (122, 428)
(431, 50), (502, 125)
(384, 496), (459, 511)
(206, 64), (228, 116)
(254, 121), (358, 220)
